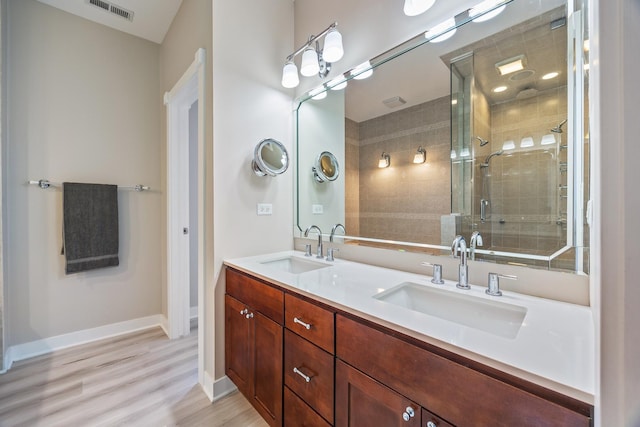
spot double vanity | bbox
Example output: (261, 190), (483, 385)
(224, 251), (594, 426)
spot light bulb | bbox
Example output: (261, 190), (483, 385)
(413, 147), (426, 164)
(541, 134), (556, 145)
(502, 140), (515, 150)
(520, 137), (534, 148)
(310, 86), (327, 100)
(281, 61), (299, 88)
(403, 0), (436, 16)
(300, 46), (320, 77)
(322, 28), (344, 63)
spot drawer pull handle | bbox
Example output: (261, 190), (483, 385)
(426, 422), (436, 427)
(293, 317), (312, 330)
(293, 367), (311, 383)
(239, 308), (248, 315)
(245, 312), (254, 319)
(402, 407), (415, 422)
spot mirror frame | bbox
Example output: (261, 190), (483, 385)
(252, 138), (290, 177)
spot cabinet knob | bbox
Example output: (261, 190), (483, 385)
(293, 317), (312, 330)
(402, 406), (415, 421)
(239, 308), (248, 315)
(426, 422), (436, 427)
(245, 312), (254, 319)
(293, 366), (312, 383)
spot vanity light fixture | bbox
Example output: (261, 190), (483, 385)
(460, 147), (471, 158)
(413, 146), (427, 164)
(469, 0), (506, 23)
(403, 0), (436, 16)
(352, 61), (374, 80)
(281, 22), (344, 88)
(450, 149), (457, 159)
(425, 17), (457, 43)
(520, 136), (534, 148)
(378, 152), (391, 168)
(310, 86), (328, 100)
(495, 54), (527, 76)
(328, 75), (348, 90)
(502, 140), (516, 150)
(542, 71), (559, 80)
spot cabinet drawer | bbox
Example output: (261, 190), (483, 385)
(284, 329), (334, 424)
(422, 408), (454, 427)
(226, 268), (284, 324)
(336, 315), (591, 427)
(284, 386), (331, 427)
(285, 293), (334, 353)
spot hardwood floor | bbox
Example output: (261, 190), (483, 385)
(0, 325), (268, 427)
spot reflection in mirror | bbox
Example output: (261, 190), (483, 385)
(252, 138), (289, 177)
(296, 0), (590, 274)
(313, 151), (340, 182)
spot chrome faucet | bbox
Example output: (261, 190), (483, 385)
(470, 231), (483, 261)
(451, 235), (469, 290)
(304, 225), (323, 259)
(330, 223), (346, 242)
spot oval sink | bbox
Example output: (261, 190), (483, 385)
(374, 282), (527, 339)
(261, 256), (329, 274)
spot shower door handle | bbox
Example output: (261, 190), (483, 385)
(480, 199), (489, 222)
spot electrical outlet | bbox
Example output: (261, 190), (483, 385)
(257, 203), (273, 216)
(312, 204), (324, 214)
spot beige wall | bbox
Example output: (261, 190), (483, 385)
(345, 118), (359, 235)
(4, 0), (162, 345)
(212, 0), (294, 379)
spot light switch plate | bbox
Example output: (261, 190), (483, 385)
(257, 203), (273, 215)
(312, 204), (323, 214)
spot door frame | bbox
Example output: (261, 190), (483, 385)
(164, 48), (206, 385)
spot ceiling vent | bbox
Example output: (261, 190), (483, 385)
(87, 0), (134, 22)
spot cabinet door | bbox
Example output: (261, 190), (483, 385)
(253, 311), (283, 427)
(225, 295), (252, 397)
(336, 360), (420, 427)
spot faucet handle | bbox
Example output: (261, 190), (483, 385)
(420, 262), (444, 284)
(304, 244), (312, 257)
(487, 272), (517, 296)
(326, 248), (339, 262)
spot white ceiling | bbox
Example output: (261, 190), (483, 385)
(37, 0), (183, 44)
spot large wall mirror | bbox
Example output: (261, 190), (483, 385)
(296, 0), (590, 274)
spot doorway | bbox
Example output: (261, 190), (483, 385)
(165, 48), (206, 386)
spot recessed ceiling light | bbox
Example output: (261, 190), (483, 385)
(470, 0), (506, 23)
(495, 55), (527, 76)
(493, 85), (508, 93)
(542, 72), (559, 80)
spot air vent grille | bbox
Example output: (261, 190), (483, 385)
(86, 0), (134, 22)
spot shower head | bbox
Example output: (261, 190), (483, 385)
(551, 119), (568, 133)
(480, 149), (504, 168)
(474, 136), (490, 146)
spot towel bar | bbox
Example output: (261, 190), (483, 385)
(28, 179), (150, 192)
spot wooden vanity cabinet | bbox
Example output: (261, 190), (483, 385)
(225, 269), (284, 427)
(336, 314), (592, 427)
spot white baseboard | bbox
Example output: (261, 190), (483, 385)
(212, 375), (237, 402)
(202, 371), (215, 402)
(3, 314), (165, 372)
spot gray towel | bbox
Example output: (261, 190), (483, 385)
(63, 182), (119, 274)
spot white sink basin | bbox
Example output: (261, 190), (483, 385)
(374, 282), (527, 339)
(261, 256), (329, 274)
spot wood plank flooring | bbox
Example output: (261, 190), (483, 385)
(0, 325), (268, 426)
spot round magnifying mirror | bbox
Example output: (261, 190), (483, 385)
(252, 138), (289, 177)
(312, 151), (340, 183)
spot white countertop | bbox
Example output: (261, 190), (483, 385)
(225, 250), (595, 404)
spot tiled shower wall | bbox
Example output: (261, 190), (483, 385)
(473, 86), (568, 256)
(345, 118), (360, 236)
(345, 95), (452, 245)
